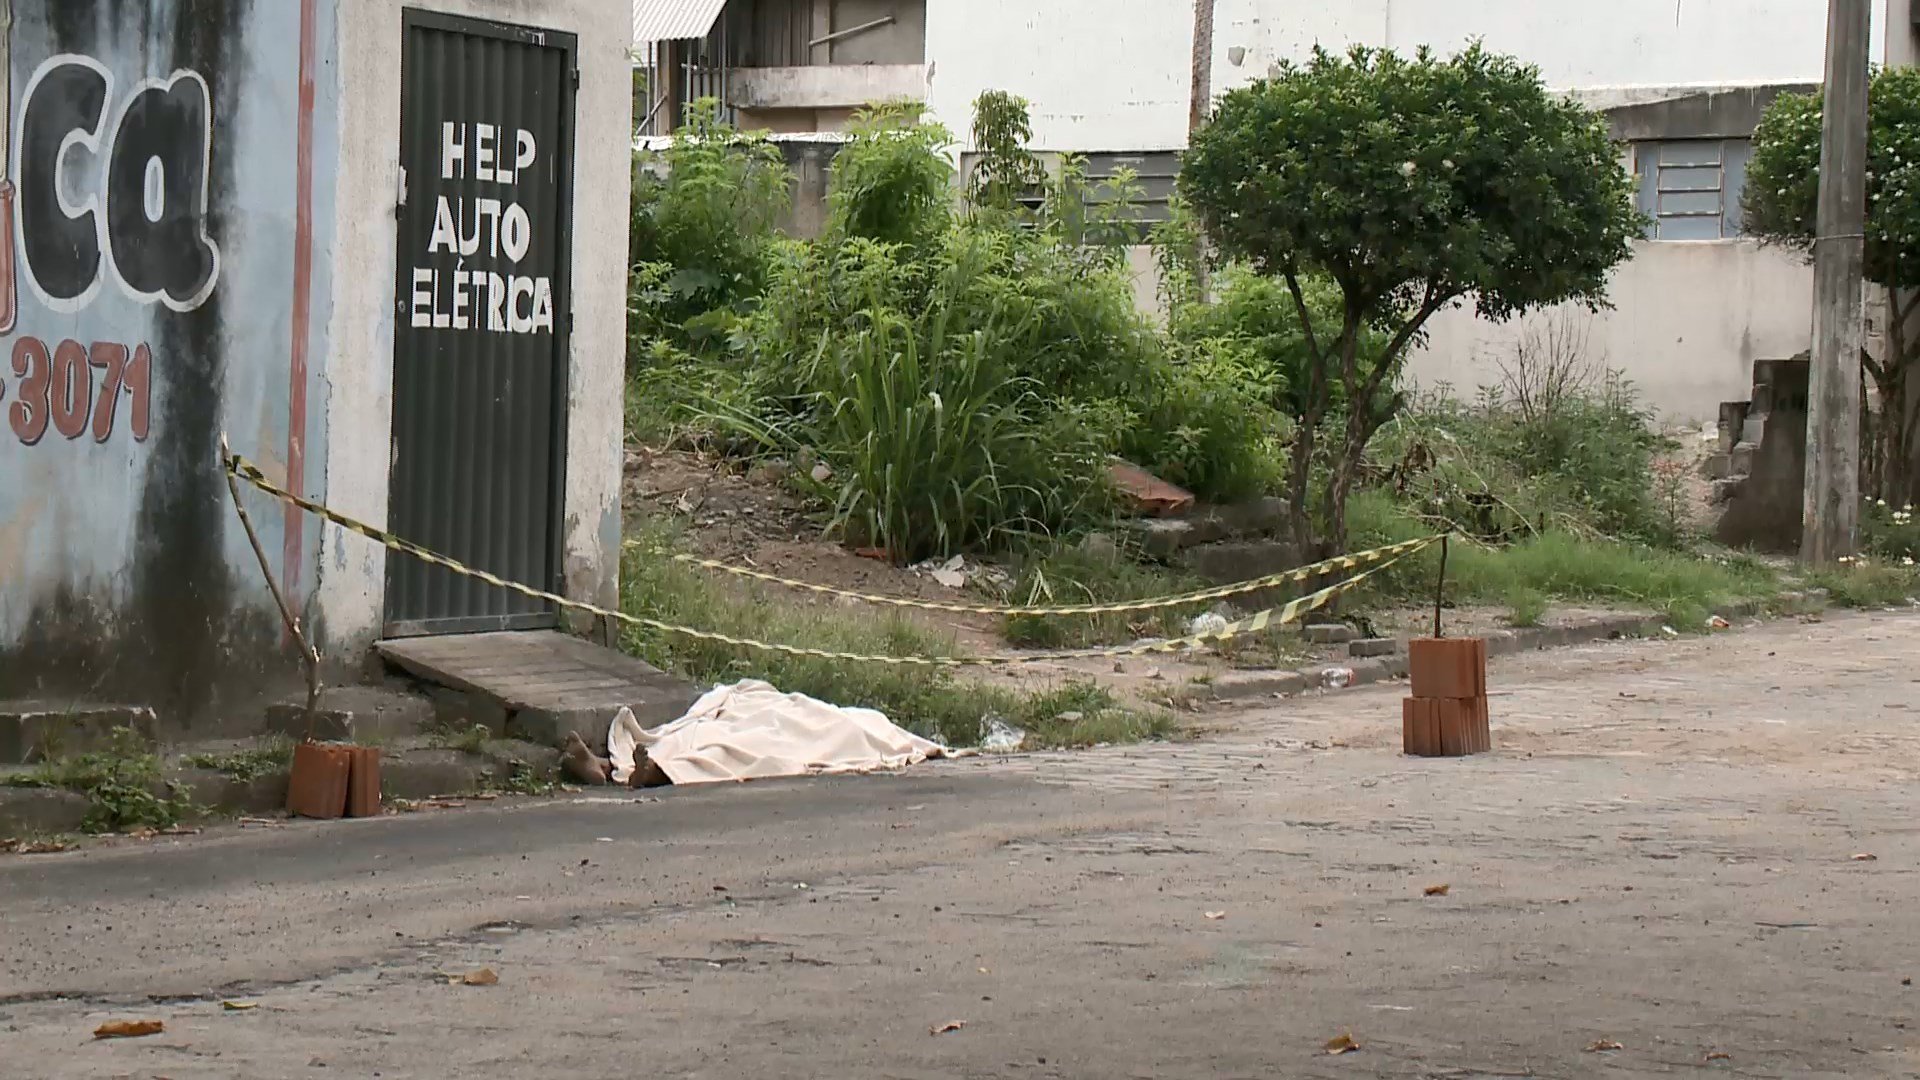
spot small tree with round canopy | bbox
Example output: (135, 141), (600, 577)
(1180, 43), (1642, 555)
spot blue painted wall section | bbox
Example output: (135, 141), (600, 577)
(0, 1), (337, 733)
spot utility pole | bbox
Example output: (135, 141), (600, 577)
(1188, 0), (1216, 299)
(1802, 0), (1872, 564)
(1189, 0), (1214, 138)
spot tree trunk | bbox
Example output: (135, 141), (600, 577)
(1875, 288), (1919, 508)
(1894, 363), (1919, 507)
(1285, 417), (1320, 560)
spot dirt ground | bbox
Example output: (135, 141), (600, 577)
(624, 447), (1666, 709)
(3, 611), (1917, 1077)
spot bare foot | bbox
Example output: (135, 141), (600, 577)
(561, 732), (612, 786)
(629, 749), (671, 789)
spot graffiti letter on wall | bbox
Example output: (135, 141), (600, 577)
(8, 337), (50, 444)
(107, 73), (220, 310)
(15, 57), (220, 313)
(2, 336), (151, 446)
(18, 57), (110, 308)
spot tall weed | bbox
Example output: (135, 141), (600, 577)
(806, 312), (1108, 561)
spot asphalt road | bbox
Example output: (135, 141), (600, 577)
(2, 610), (1918, 1078)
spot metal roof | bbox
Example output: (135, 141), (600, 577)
(633, 0), (728, 44)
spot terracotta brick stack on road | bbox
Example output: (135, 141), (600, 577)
(287, 742), (353, 819)
(1403, 638), (1491, 756)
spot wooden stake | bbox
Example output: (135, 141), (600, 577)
(220, 434), (323, 740)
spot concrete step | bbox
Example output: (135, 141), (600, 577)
(262, 686), (436, 743)
(0, 702), (158, 765)
(0, 735), (571, 838)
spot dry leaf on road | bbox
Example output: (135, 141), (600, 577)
(1706, 1050), (1732, 1061)
(4, 838), (73, 855)
(930, 1021), (967, 1035)
(1204, 911), (1227, 921)
(220, 1001), (258, 1012)
(93, 1019), (164, 1039)
(1586, 1040), (1624, 1052)
(448, 968), (498, 986)
(1424, 884), (1451, 897)
(1851, 853), (1878, 862)
(1324, 1033), (1361, 1055)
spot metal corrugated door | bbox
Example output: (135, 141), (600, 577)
(385, 11), (577, 636)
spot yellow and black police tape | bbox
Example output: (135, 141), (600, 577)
(659, 535), (1438, 617)
(225, 453), (1438, 668)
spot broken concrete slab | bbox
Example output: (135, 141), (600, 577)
(1125, 498), (1292, 558)
(1304, 623), (1358, 645)
(263, 687), (435, 744)
(0, 703), (158, 765)
(0, 786), (90, 836)
(1348, 638), (1398, 658)
(1178, 540), (1309, 590)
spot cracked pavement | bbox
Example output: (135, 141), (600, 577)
(2, 611), (1918, 1077)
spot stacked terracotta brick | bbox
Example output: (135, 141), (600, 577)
(1403, 638), (1491, 757)
(287, 743), (383, 819)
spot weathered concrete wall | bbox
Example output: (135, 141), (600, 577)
(0, 0), (338, 732)
(921, 0), (1887, 154)
(318, 0), (633, 655)
(2, 0), (633, 735)
(1410, 241), (1817, 424)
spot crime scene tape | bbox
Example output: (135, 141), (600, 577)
(226, 452), (1435, 667)
(659, 537), (1439, 617)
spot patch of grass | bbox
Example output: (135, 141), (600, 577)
(431, 723), (495, 755)
(24, 727), (195, 834)
(1347, 489), (1781, 624)
(1001, 539), (1203, 648)
(620, 523), (1171, 749)
(491, 759), (561, 797)
(1011, 682), (1177, 749)
(1503, 585), (1549, 628)
(1808, 563), (1920, 609)
(181, 736), (294, 782)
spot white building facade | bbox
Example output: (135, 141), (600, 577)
(639, 0), (1914, 421)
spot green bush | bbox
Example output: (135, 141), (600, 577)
(1373, 377), (1673, 545)
(625, 93), (1291, 557)
(1863, 500), (1918, 563)
(1119, 346), (1287, 504)
(628, 100), (791, 355)
(827, 102), (955, 247)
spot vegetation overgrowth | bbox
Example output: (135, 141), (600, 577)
(620, 56), (1915, 728)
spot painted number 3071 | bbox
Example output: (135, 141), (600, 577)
(2, 337), (152, 446)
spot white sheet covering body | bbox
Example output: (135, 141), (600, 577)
(607, 680), (951, 785)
